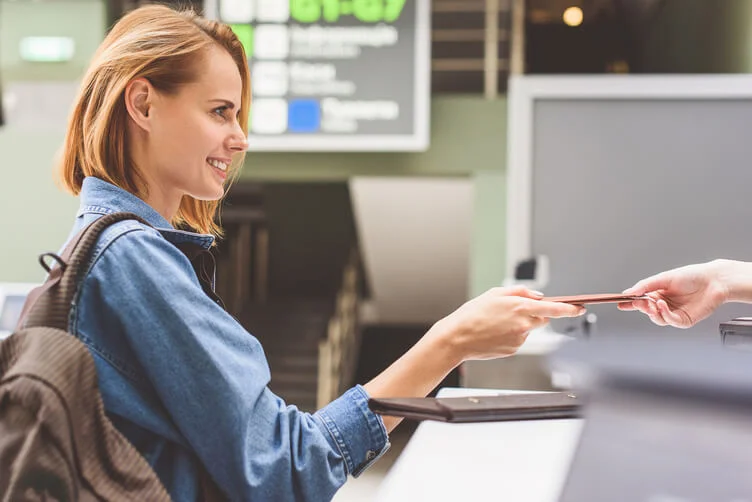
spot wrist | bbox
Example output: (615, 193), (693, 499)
(424, 318), (466, 369)
(713, 259), (752, 303)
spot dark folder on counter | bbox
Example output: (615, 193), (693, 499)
(368, 392), (582, 423)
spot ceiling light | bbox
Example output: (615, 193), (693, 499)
(19, 36), (75, 63)
(563, 6), (584, 27)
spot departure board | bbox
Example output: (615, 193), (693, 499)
(205, 0), (431, 151)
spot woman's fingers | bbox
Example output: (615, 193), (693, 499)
(617, 301), (637, 311)
(518, 299), (586, 319)
(493, 286), (543, 299)
(528, 315), (550, 330)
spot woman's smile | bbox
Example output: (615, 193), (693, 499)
(207, 158), (229, 180)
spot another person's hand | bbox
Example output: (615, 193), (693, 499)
(432, 286), (585, 362)
(618, 260), (733, 328)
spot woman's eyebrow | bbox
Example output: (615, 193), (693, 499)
(208, 99), (236, 109)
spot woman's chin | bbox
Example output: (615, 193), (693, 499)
(190, 185), (226, 202)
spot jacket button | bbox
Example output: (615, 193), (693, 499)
(365, 450), (376, 461)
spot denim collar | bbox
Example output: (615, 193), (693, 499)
(77, 177), (215, 249)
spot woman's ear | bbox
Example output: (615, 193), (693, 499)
(124, 78), (153, 132)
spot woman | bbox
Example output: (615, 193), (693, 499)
(57, 5), (585, 501)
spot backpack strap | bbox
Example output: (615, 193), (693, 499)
(18, 212), (150, 331)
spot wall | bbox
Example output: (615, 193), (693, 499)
(0, 131), (79, 282)
(351, 177), (474, 323)
(0, 0), (105, 81)
(0, 0), (105, 282)
(470, 170), (506, 297)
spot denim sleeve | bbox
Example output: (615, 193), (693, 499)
(88, 228), (389, 501)
(316, 385), (391, 477)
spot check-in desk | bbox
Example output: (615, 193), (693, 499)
(374, 387), (583, 502)
(378, 337), (752, 502)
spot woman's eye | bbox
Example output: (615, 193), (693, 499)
(213, 107), (228, 119)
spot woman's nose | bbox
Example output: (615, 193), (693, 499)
(227, 125), (248, 152)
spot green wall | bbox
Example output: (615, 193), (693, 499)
(470, 170), (506, 298)
(0, 131), (79, 282)
(0, 0), (106, 81)
(0, 0), (105, 283)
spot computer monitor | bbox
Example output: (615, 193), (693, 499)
(506, 75), (752, 339)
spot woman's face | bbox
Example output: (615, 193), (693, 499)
(143, 45), (247, 208)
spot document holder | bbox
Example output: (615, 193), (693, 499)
(368, 392), (582, 423)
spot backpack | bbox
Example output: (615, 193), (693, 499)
(0, 212), (224, 501)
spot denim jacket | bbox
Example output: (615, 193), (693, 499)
(64, 177), (389, 501)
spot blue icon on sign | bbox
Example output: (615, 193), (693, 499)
(288, 99), (321, 133)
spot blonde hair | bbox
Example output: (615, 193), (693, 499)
(57, 5), (250, 236)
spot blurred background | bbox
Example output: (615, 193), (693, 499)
(3, 0), (752, 499)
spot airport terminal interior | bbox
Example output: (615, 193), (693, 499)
(3, 0), (752, 500)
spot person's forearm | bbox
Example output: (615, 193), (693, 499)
(715, 259), (752, 303)
(363, 320), (463, 433)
